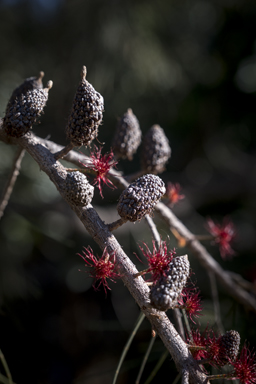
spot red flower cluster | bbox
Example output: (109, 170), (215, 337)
(79, 246), (120, 294)
(166, 182), (185, 207)
(178, 287), (202, 322)
(189, 328), (237, 366)
(188, 328), (209, 361)
(137, 240), (176, 281)
(206, 217), (236, 259)
(81, 145), (118, 198)
(189, 329), (256, 383)
(232, 344), (256, 384)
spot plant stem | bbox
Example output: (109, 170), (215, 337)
(0, 147), (25, 220)
(135, 335), (156, 384)
(0, 349), (13, 384)
(112, 312), (145, 384)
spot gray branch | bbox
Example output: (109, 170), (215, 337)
(155, 202), (256, 313)
(0, 122), (209, 384)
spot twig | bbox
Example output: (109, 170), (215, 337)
(0, 348), (13, 384)
(0, 125), (210, 384)
(172, 308), (185, 340)
(6, 132), (256, 313)
(135, 334), (156, 384)
(208, 270), (224, 334)
(107, 218), (127, 231)
(207, 373), (233, 380)
(0, 146), (25, 220)
(227, 271), (256, 292)
(112, 312), (145, 384)
(54, 142), (74, 160)
(182, 309), (192, 342)
(143, 349), (170, 384)
(154, 202), (256, 313)
(0, 373), (15, 384)
(144, 215), (161, 249)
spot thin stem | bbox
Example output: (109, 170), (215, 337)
(0, 147), (25, 220)
(207, 373), (233, 380)
(112, 312), (145, 384)
(188, 345), (207, 352)
(143, 349), (169, 384)
(208, 270), (224, 334)
(172, 373), (182, 384)
(135, 335), (156, 384)
(173, 308), (185, 340)
(65, 167), (80, 172)
(54, 142), (74, 160)
(0, 373), (15, 384)
(0, 349), (13, 384)
(155, 201), (256, 313)
(182, 309), (192, 342)
(107, 218), (127, 231)
(144, 215), (161, 249)
(134, 269), (148, 278)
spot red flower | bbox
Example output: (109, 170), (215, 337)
(81, 145), (118, 198)
(166, 182), (185, 207)
(188, 328), (227, 366)
(178, 287), (203, 323)
(207, 334), (225, 366)
(79, 246), (120, 294)
(137, 240), (176, 281)
(187, 328), (209, 361)
(206, 217), (236, 259)
(232, 344), (256, 384)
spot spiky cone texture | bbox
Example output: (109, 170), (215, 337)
(64, 171), (94, 207)
(218, 330), (240, 365)
(3, 80), (52, 138)
(66, 66), (104, 147)
(7, 71), (45, 108)
(112, 108), (141, 160)
(117, 174), (166, 222)
(141, 124), (171, 174)
(150, 255), (190, 311)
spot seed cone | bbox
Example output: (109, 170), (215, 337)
(150, 255), (190, 311)
(112, 108), (141, 160)
(64, 171), (94, 206)
(117, 174), (165, 222)
(3, 80), (52, 138)
(141, 124), (171, 174)
(7, 71), (45, 107)
(66, 66), (104, 147)
(218, 330), (240, 365)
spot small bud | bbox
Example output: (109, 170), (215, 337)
(141, 124), (171, 174)
(117, 174), (166, 222)
(66, 66), (104, 147)
(64, 171), (94, 206)
(112, 108), (141, 160)
(150, 255), (190, 311)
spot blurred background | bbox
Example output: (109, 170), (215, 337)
(0, 0), (256, 383)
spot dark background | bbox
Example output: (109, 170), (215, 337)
(0, 0), (256, 383)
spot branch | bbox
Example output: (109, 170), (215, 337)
(4, 128), (254, 314)
(0, 146), (25, 219)
(154, 202), (256, 313)
(0, 123), (209, 384)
